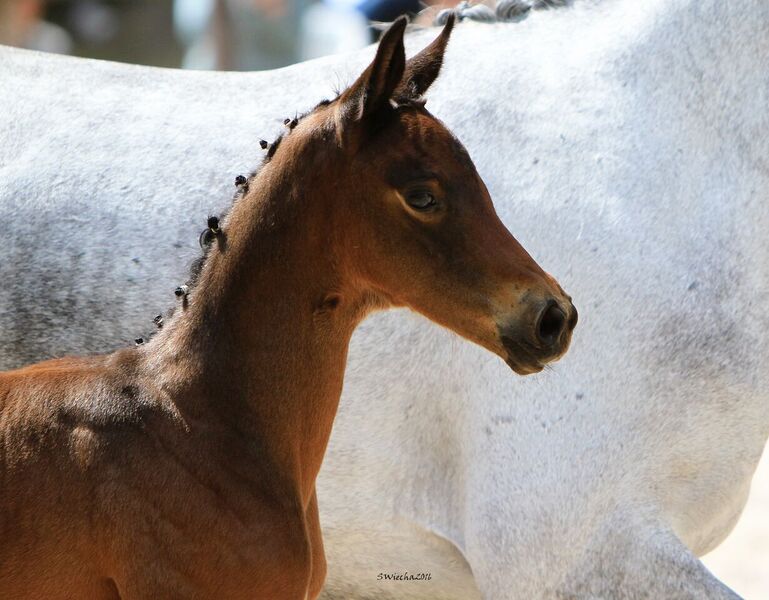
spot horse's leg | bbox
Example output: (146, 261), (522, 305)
(306, 487), (328, 600)
(557, 516), (739, 600)
(555, 518), (741, 600)
(464, 500), (740, 599)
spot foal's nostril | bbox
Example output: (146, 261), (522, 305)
(537, 301), (566, 346)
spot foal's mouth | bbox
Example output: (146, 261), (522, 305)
(501, 338), (546, 375)
(504, 354), (545, 376)
(499, 332), (564, 376)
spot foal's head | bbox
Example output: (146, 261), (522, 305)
(254, 16), (576, 374)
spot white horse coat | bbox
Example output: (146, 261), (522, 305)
(1, 0), (767, 597)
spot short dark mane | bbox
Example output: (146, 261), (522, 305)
(176, 101), (331, 307)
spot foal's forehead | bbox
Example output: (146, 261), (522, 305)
(296, 101), (473, 171)
(397, 107), (449, 137)
(395, 109), (475, 168)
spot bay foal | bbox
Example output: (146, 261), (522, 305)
(0, 16), (576, 600)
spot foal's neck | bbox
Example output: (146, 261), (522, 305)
(145, 149), (372, 503)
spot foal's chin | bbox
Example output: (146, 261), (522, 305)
(504, 356), (545, 376)
(500, 334), (573, 376)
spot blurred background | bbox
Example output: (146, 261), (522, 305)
(0, 0), (448, 70)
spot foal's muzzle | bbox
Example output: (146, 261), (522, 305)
(500, 297), (577, 375)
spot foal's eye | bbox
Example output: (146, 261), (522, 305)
(406, 191), (437, 211)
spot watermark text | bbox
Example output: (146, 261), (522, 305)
(377, 571), (432, 581)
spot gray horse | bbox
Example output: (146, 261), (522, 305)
(1, 0), (767, 597)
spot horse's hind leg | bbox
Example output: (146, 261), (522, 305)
(555, 516), (741, 600)
(465, 504), (740, 599)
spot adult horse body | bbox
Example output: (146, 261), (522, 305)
(1, 0), (768, 597)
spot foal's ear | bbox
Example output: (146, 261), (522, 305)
(395, 13), (455, 102)
(338, 16), (407, 124)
